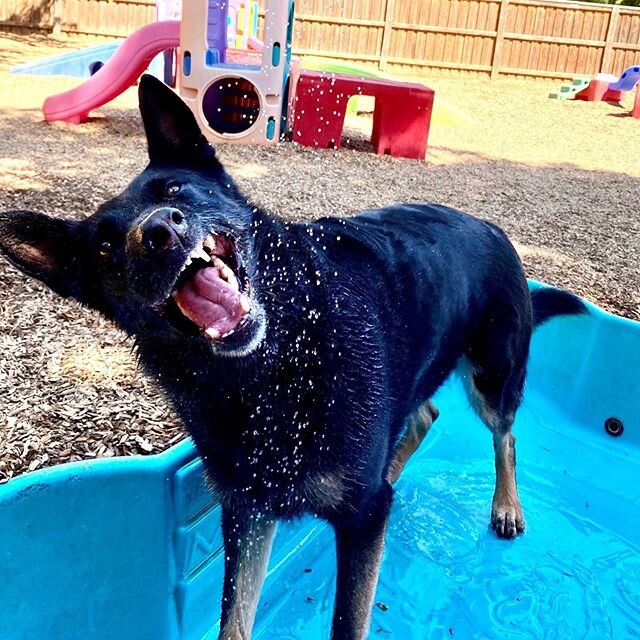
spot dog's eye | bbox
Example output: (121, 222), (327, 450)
(165, 182), (181, 197)
(99, 241), (112, 257)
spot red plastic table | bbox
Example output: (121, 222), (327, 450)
(290, 70), (435, 160)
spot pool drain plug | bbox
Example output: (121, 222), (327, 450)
(604, 417), (624, 437)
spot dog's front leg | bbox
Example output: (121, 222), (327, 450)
(330, 484), (393, 640)
(219, 505), (277, 640)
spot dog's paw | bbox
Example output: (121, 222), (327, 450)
(491, 503), (525, 539)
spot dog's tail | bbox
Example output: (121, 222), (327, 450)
(531, 286), (588, 328)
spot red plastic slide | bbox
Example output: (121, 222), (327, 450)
(43, 21), (180, 124)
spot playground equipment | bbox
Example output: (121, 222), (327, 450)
(549, 65), (640, 118)
(574, 74), (623, 102)
(549, 73), (623, 102)
(291, 71), (434, 159)
(40, 0), (295, 145)
(156, 0), (262, 49)
(11, 41), (124, 79)
(633, 83), (640, 119)
(10, 0), (183, 82)
(299, 56), (387, 116)
(1, 283), (638, 638)
(227, 1), (260, 49)
(35, 0), (435, 156)
(611, 64), (640, 118)
(156, 0), (181, 21)
(301, 55), (473, 127)
(609, 65), (640, 92)
(42, 21), (180, 124)
(548, 77), (590, 100)
(178, 0), (294, 145)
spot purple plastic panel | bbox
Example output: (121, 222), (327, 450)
(207, 0), (229, 63)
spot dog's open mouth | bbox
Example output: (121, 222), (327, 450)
(169, 233), (252, 341)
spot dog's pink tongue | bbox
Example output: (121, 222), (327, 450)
(174, 267), (246, 336)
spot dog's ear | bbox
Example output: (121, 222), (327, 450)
(138, 74), (216, 166)
(0, 210), (82, 299)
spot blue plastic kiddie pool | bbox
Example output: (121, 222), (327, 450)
(1, 282), (638, 639)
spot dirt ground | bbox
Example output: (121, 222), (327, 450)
(0, 31), (638, 483)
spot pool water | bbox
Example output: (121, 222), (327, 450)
(1, 289), (638, 640)
(248, 381), (640, 639)
(246, 301), (640, 639)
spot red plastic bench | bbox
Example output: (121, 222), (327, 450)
(290, 70), (435, 160)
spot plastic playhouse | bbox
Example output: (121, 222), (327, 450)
(24, 0), (435, 159)
(1, 283), (639, 639)
(176, 0), (294, 145)
(550, 65), (640, 119)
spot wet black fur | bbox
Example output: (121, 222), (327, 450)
(0, 76), (586, 639)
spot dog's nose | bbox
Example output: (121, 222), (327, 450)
(139, 207), (187, 253)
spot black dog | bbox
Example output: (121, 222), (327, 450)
(0, 76), (585, 640)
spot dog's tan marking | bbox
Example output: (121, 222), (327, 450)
(128, 225), (144, 249)
(461, 361), (525, 538)
(491, 431), (525, 537)
(219, 513), (276, 640)
(15, 243), (52, 267)
(387, 400), (438, 484)
(126, 208), (169, 254)
(331, 519), (389, 640)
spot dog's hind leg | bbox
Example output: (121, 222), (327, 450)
(218, 506), (277, 640)
(386, 400), (439, 484)
(464, 360), (526, 539)
(330, 483), (393, 640)
(463, 307), (530, 539)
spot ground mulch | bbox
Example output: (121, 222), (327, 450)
(0, 31), (638, 483)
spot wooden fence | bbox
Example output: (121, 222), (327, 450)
(2, 0), (640, 79)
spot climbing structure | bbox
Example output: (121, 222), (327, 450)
(178, 0), (295, 145)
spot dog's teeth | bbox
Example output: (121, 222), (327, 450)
(203, 235), (216, 252)
(222, 329), (235, 338)
(190, 246), (211, 262)
(240, 295), (251, 313)
(205, 327), (220, 340)
(185, 256), (192, 267)
(211, 257), (238, 289)
(222, 265), (239, 289)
